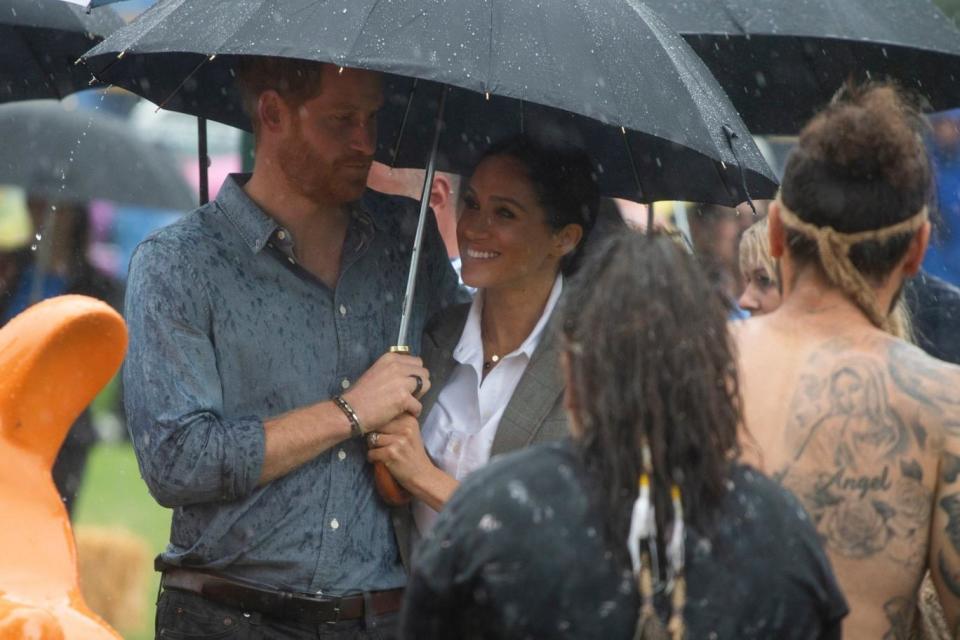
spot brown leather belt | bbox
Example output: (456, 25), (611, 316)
(161, 568), (404, 625)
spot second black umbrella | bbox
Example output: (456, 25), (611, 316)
(0, 0), (123, 103)
(643, 0), (960, 134)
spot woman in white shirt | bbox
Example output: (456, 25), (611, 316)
(367, 134), (600, 543)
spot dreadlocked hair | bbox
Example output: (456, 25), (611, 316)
(561, 232), (741, 555)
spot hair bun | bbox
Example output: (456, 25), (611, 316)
(800, 84), (926, 192)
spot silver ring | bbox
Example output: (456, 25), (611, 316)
(410, 374), (423, 397)
(367, 432), (380, 447)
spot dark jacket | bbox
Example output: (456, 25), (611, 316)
(401, 440), (849, 640)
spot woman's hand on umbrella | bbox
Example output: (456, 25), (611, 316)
(367, 414), (456, 508)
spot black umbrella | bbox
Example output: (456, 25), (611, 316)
(643, 0), (960, 134)
(82, 0), (777, 208)
(82, 0), (779, 505)
(0, 100), (195, 211)
(0, 0), (123, 103)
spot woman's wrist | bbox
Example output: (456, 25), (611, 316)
(408, 464), (458, 511)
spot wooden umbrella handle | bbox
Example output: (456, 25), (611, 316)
(373, 462), (412, 506)
(372, 345), (416, 506)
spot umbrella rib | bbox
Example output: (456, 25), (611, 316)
(568, 0), (633, 129)
(389, 79), (419, 167)
(722, 124), (756, 213)
(715, 0), (747, 35)
(14, 27), (63, 99)
(155, 54), (214, 112)
(345, 0), (386, 63)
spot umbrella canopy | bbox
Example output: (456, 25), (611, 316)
(82, 0), (778, 206)
(0, 0), (123, 103)
(0, 101), (195, 210)
(643, 0), (960, 134)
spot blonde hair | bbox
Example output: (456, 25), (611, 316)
(742, 208), (916, 343)
(738, 217), (778, 288)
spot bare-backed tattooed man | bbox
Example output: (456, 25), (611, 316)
(735, 83), (960, 639)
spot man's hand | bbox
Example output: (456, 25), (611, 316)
(343, 352), (430, 433)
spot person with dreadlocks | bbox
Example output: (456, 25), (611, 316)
(736, 82), (960, 639)
(399, 232), (847, 640)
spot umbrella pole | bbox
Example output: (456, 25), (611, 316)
(198, 117), (210, 205)
(373, 87), (448, 508)
(392, 86), (448, 351)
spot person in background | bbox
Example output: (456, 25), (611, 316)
(688, 202), (754, 315)
(923, 112), (960, 285)
(400, 232), (848, 639)
(737, 216), (782, 316)
(365, 135), (602, 562)
(0, 197), (121, 516)
(736, 83), (960, 638)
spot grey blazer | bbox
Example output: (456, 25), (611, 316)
(392, 301), (570, 569)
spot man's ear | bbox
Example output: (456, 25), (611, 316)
(257, 90), (286, 135)
(768, 199), (786, 259)
(902, 220), (931, 276)
(429, 174), (453, 212)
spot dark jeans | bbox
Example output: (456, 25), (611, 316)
(156, 588), (399, 640)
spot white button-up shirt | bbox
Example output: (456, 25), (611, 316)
(413, 275), (564, 535)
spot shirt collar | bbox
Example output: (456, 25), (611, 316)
(216, 173), (279, 254)
(453, 274), (564, 370)
(217, 173), (376, 256)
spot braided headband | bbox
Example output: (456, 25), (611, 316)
(775, 198), (928, 330)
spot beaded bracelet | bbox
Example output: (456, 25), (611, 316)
(333, 395), (363, 438)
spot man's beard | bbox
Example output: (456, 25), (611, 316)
(277, 138), (370, 205)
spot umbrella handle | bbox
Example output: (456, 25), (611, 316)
(373, 462), (412, 506)
(369, 344), (415, 507)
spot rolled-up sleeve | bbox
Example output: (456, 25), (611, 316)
(123, 238), (265, 508)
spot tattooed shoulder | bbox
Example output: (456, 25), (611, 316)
(777, 339), (936, 567)
(887, 341), (960, 426)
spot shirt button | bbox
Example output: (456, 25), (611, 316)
(341, 378), (351, 389)
(330, 518), (340, 530)
(339, 304), (347, 316)
(337, 449), (346, 461)
(277, 230), (287, 240)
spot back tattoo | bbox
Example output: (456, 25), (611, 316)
(776, 338), (941, 571)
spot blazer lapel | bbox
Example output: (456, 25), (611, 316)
(419, 304), (470, 419)
(489, 317), (565, 457)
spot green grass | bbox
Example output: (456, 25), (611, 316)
(74, 441), (171, 640)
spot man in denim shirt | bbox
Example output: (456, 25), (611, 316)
(123, 59), (459, 638)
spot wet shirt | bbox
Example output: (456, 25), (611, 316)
(123, 174), (459, 595)
(402, 440), (848, 640)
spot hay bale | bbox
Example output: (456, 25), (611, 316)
(75, 526), (151, 634)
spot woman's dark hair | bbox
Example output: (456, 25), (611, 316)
(781, 82), (933, 282)
(475, 134), (600, 276)
(561, 232), (741, 549)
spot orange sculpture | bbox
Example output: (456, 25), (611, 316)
(0, 295), (126, 640)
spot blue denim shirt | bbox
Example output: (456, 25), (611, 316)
(123, 174), (459, 595)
